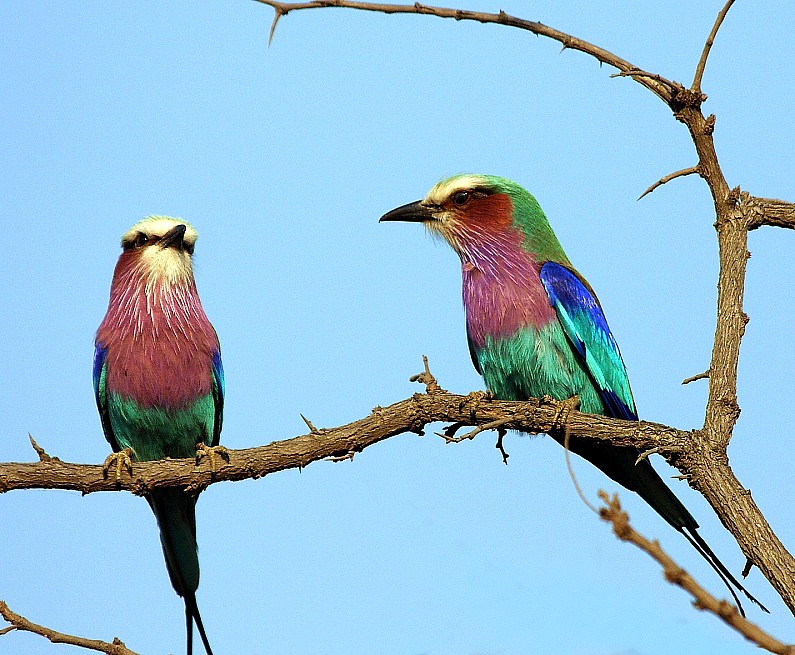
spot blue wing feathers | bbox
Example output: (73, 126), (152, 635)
(540, 262), (637, 420)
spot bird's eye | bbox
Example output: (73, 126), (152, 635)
(452, 191), (470, 206)
(134, 233), (149, 249)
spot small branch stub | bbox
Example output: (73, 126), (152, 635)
(409, 355), (446, 393)
(28, 435), (53, 462)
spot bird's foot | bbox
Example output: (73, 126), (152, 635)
(543, 395), (580, 432)
(195, 443), (230, 474)
(102, 448), (134, 481)
(459, 390), (493, 418)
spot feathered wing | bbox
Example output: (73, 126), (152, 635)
(539, 262), (636, 420)
(539, 261), (765, 613)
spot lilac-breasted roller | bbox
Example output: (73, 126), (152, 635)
(94, 217), (224, 655)
(381, 174), (765, 614)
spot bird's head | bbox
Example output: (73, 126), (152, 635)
(118, 216), (199, 289)
(380, 174), (565, 264)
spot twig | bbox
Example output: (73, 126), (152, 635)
(0, 601), (139, 655)
(682, 370), (710, 385)
(692, 0), (736, 93)
(268, 6), (284, 44)
(638, 166), (700, 200)
(300, 413), (320, 433)
(609, 68), (680, 91)
(598, 493), (793, 655)
(495, 428), (509, 464)
(436, 416), (514, 444)
(563, 421), (599, 515)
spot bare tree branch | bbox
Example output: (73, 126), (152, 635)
(599, 493), (795, 655)
(255, 0), (680, 102)
(0, 601), (139, 655)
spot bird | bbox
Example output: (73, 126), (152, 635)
(380, 173), (766, 615)
(94, 216), (225, 655)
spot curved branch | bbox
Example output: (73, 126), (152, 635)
(255, 0), (678, 102)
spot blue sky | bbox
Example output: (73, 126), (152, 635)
(2, 1), (794, 653)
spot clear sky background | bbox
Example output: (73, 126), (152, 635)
(2, 1), (794, 654)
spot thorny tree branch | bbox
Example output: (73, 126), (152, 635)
(0, 390), (690, 496)
(257, 0), (681, 102)
(599, 493), (795, 655)
(0, 601), (139, 655)
(253, 0), (795, 617)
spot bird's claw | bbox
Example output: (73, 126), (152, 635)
(195, 443), (230, 474)
(545, 395), (580, 432)
(459, 390), (493, 417)
(102, 448), (134, 481)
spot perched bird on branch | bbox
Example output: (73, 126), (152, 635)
(94, 217), (225, 655)
(381, 174), (765, 615)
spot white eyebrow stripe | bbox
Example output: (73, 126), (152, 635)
(425, 175), (486, 205)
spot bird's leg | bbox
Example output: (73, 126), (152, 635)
(102, 448), (134, 481)
(195, 443), (230, 474)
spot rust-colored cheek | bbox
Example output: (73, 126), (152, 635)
(467, 193), (514, 228)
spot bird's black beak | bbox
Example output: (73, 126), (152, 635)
(160, 224), (187, 250)
(379, 200), (436, 223)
